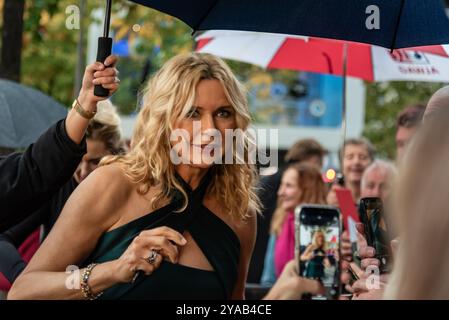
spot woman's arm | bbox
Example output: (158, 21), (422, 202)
(65, 55), (119, 144)
(0, 121), (84, 232)
(7, 165), (127, 300)
(8, 164), (187, 300)
(0, 56), (119, 233)
(300, 245), (314, 261)
(231, 212), (257, 300)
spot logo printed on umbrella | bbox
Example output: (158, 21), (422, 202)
(390, 50), (430, 65)
(388, 50), (441, 76)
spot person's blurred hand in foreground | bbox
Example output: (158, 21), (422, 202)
(341, 223), (398, 299)
(263, 260), (324, 300)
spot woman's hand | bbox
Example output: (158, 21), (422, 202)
(112, 226), (187, 283)
(341, 260), (363, 293)
(77, 55), (120, 111)
(300, 245), (314, 261)
(66, 55), (120, 144)
(355, 223), (380, 271)
(351, 270), (389, 300)
(340, 230), (352, 261)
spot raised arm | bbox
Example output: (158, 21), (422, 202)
(300, 244), (315, 261)
(0, 56), (119, 232)
(65, 55), (119, 144)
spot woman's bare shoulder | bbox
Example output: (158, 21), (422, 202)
(86, 162), (134, 195)
(64, 162), (135, 228)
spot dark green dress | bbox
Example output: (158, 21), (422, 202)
(304, 248), (326, 280)
(83, 169), (240, 300)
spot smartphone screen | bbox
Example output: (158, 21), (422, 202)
(359, 197), (390, 273)
(295, 205), (341, 299)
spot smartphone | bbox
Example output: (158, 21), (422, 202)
(336, 173), (345, 187)
(294, 205), (341, 300)
(359, 197), (390, 273)
(347, 263), (360, 283)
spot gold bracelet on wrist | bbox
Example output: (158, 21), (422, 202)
(80, 263), (103, 300)
(72, 98), (97, 120)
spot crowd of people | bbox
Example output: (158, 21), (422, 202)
(1, 52), (449, 300)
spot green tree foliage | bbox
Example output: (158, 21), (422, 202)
(109, 2), (193, 114)
(364, 81), (444, 159)
(20, 0), (90, 105)
(2, 0), (194, 111)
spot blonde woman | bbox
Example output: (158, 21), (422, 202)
(8, 53), (260, 300)
(300, 230), (331, 280)
(261, 162), (327, 285)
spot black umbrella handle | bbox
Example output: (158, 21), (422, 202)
(94, 37), (113, 97)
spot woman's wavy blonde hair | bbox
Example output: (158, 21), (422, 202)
(312, 230), (327, 251)
(101, 52), (261, 220)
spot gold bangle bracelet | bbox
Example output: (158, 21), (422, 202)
(72, 98), (96, 120)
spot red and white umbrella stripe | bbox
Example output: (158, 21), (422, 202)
(196, 30), (449, 83)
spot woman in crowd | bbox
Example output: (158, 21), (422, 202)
(8, 53), (261, 300)
(261, 162), (327, 285)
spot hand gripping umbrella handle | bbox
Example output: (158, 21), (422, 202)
(94, 37), (113, 97)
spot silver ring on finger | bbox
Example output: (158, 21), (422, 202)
(146, 249), (158, 265)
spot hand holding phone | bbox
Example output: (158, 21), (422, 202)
(295, 205), (341, 300)
(359, 197), (391, 273)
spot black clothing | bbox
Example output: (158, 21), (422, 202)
(83, 169), (241, 300)
(0, 119), (86, 232)
(0, 178), (77, 283)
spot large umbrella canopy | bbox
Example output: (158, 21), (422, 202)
(196, 30), (449, 82)
(129, 0), (449, 49)
(0, 79), (68, 149)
